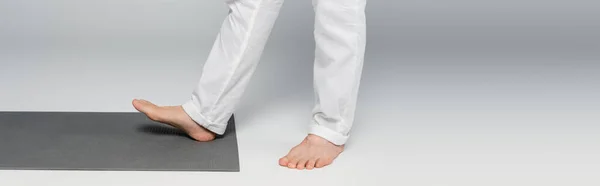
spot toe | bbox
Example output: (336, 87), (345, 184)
(133, 99), (149, 107)
(132, 99), (157, 115)
(296, 159), (307, 170)
(287, 157), (299, 169)
(279, 157), (289, 167)
(132, 99), (143, 110)
(306, 159), (316, 170)
(284, 148), (300, 169)
(315, 159), (329, 168)
(287, 162), (296, 169)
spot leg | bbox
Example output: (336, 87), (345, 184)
(133, 0), (284, 141)
(280, 0), (367, 169)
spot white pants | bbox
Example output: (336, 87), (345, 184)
(182, 0), (367, 145)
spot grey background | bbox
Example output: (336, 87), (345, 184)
(0, 0), (599, 185)
(0, 0), (598, 111)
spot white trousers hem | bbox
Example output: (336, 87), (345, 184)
(308, 124), (349, 146)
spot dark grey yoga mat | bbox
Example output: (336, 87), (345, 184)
(0, 112), (239, 172)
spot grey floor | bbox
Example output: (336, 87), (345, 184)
(1, 0), (599, 185)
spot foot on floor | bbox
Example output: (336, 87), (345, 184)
(279, 134), (344, 170)
(132, 99), (216, 141)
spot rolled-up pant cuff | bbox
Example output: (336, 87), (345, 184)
(308, 124), (349, 146)
(181, 101), (228, 135)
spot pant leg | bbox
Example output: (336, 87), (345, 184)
(309, 0), (367, 145)
(182, 0), (284, 135)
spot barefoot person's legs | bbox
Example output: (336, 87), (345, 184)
(182, 0), (284, 135)
(134, 0), (284, 141)
(280, 0), (367, 169)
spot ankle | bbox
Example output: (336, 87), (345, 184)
(307, 134), (344, 147)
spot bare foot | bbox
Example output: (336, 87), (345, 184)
(132, 99), (216, 141)
(279, 134), (344, 170)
